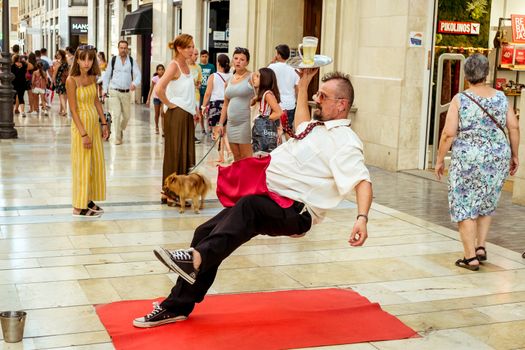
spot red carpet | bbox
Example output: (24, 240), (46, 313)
(96, 288), (417, 350)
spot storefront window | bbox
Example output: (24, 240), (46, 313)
(69, 17), (88, 49)
(206, 0), (229, 64)
(173, 5), (182, 38)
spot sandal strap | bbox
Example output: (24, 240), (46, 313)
(79, 208), (98, 216)
(475, 246), (486, 253)
(462, 256), (479, 264)
(88, 201), (101, 211)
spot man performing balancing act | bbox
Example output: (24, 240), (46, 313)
(133, 68), (373, 328)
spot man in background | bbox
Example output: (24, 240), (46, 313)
(268, 44), (299, 132)
(198, 49), (216, 135)
(102, 40), (142, 145)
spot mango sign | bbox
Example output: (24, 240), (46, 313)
(511, 15), (525, 43)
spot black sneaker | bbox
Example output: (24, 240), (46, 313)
(194, 138), (201, 144)
(133, 301), (187, 328)
(154, 247), (198, 284)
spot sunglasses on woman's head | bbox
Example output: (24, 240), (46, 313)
(78, 45), (96, 51)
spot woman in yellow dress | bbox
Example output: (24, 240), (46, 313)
(67, 45), (109, 217)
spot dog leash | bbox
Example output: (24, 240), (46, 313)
(189, 135), (221, 173)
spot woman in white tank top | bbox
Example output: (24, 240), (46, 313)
(201, 54), (232, 163)
(155, 34), (199, 205)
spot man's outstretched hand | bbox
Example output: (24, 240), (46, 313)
(349, 217), (368, 246)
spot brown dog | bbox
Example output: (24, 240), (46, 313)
(163, 173), (211, 214)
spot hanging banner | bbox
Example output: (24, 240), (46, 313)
(437, 20), (480, 35)
(511, 14), (525, 43)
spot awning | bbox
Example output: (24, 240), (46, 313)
(121, 4), (152, 36)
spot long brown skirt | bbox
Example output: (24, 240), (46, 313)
(162, 107), (195, 186)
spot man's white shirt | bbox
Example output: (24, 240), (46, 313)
(268, 61), (299, 110)
(266, 119), (371, 224)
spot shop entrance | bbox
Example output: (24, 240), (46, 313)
(206, 0), (229, 65)
(424, 0), (493, 169)
(430, 53), (465, 167)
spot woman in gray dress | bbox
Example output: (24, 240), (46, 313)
(435, 54), (520, 271)
(217, 47), (255, 161)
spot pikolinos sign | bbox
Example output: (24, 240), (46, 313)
(437, 20), (480, 35)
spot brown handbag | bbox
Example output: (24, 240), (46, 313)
(461, 92), (507, 137)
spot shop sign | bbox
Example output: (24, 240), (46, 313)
(214, 41), (228, 49)
(511, 14), (525, 43)
(213, 31), (226, 41)
(437, 20), (480, 35)
(70, 17), (88, 35)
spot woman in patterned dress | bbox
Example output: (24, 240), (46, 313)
(53, 49), (70, 116)
(435, 54), (520, 271)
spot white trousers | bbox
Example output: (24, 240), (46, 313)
(107, 90), (131, 143)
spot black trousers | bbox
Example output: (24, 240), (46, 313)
(160, 195), (312, 316)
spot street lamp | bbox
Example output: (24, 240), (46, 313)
(0, 0), (18, 139)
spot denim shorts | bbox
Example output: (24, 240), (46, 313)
(153, 98), (162, 106)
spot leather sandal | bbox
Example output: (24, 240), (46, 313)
(455, 256), (480, 271)
(72, 208), (101, 218)
(475, 246), (487, 262)
(88, 201), (104, 213)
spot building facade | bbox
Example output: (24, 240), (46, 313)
(3, 0), (21, 50)
(30, 0), (525, 203)
(16, 0), (88, 56)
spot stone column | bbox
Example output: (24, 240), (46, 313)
(0, 0), (18, 139)
(151, 0), (174, 69)
(97, 0), (107, 54)
(87, 0), (96, 45)
(511, 94), (525, 205)
(181, 0), (202, 49)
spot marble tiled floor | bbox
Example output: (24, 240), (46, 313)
(1, 104), (524, 350)
(372, 168), (525, 254)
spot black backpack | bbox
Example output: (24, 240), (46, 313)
(110, 56), (134, 80)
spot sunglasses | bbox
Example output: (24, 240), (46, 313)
(78, 45), (96, 51)
(313, 91), (347, 102)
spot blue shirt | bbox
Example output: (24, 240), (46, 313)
(102, 55), (141, 92)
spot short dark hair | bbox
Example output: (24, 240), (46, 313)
(118, 40), (129, 47)
(275, 44), (290, 60)
(12, 44), (20, 53)
(35, 50), (41, 57)
(66, 46), (75, 55)
(40, 48), (47, 54)
(322, 71), (354, 107)
(233, 47), (250, 62)
(200, 49), (209, 56)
